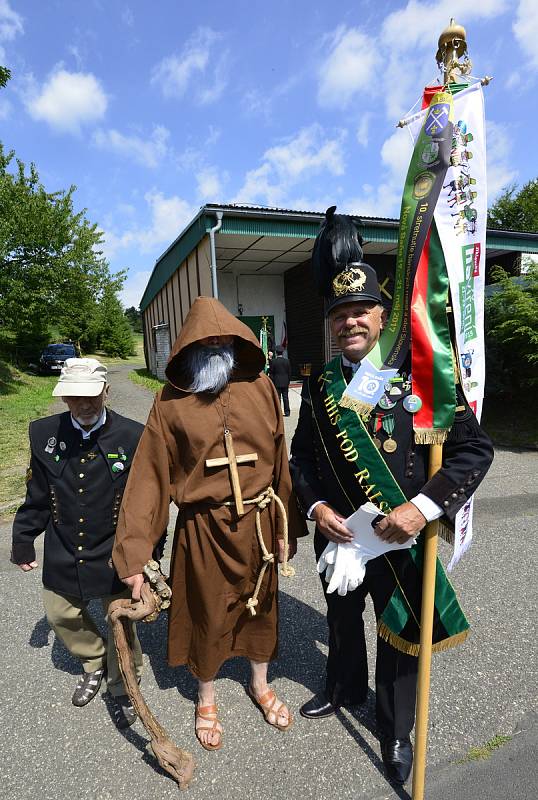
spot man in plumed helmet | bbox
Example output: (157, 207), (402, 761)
(290, 207), (493, 784)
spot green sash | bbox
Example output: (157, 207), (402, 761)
(311, 357), (469, 655)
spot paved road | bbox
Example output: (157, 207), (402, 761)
(1, 362), (536, 800)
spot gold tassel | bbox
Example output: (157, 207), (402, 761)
(413, 428), (449, 445)
(438, 520), (454, 545)
(339, 394), (374, 418)
(377, 621), (470, 656)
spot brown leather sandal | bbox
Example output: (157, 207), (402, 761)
(248, 685), (293, 731)
(195, 703), (223, 751)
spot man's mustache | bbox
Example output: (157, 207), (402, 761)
(338, 325), (369, 338)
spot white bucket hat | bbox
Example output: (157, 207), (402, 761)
(52, 358), (108, 397)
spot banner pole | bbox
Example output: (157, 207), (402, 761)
(412, 443), (443, 799)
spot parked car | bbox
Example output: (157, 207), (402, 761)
(38, 343), (77, 374)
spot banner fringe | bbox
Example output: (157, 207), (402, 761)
(377, 621), (469, 656)
(438, 520), (454, 546)
(413, 428), (449, 445)
(339, 394), (374, 418)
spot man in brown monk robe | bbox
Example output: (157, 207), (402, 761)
(113, 297), (306, 751)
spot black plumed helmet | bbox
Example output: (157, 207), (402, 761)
(312, 206), (382, 314)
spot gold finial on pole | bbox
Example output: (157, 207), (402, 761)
(435, 18), (472, 84)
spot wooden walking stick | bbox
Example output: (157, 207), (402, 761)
(109, 560), (195, 790)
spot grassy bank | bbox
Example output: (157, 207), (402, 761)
(129, 368), (165, 395)
(0, 360), (58, 506)
(84, 333), (145, 366)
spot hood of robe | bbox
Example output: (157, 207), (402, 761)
(165, 296), (267, 390)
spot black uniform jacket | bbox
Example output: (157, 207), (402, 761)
(269, 356), (292, 389)
(290, 363), (494, 523)
(12, 410), (144, 600)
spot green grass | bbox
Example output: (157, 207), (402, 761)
(482, 396), (537, 448)
(83, 333), (145, 366)
(457, 734), (512, 764)
(129, 368), (166, 394)
(0, 360), (58, 506)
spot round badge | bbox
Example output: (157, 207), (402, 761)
(403, 394), (423, 414)
(112, 461), (125, 473)
(59, 441), (66, 451)
(48, 437), (56, 447)
(389, 386), (402, 397)
(378, 394), (396, 410)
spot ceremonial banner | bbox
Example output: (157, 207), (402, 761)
(406, 83), (487, 569)
(341, 91), (455, 415)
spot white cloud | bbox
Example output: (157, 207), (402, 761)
(513, 0), (538, 70)
(341, 128), (415, 218)
(119, 269), (151, 309)
(381, 0), (508, 53)
(196, 166), (227, 201)
(0, 0), (23, 42)
(356, 113), (373, 147)
(234, 124), (347, 206)
(151, 27), (228, 104)
(317, 27), (381, 109)
(25, 68), (107, 133)
(486, 119), (517, 200)
(102, 190), (196, 259)
(93, 125), (170, 167)
(0, 95), (11, 119)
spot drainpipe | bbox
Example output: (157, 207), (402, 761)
(209, 211), (223, 299)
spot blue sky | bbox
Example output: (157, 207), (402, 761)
(1, 0), (536, 308)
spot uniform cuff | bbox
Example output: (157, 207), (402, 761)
(410, 494), (443, 523)
(307, 500), (327, 520)
(11, 541), (37, 565)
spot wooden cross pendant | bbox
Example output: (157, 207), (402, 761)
(205, 430), (258, 516)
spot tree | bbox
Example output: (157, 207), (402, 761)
(0, 66), (11, 88)
(488, 179), (538, 232)
(96, 278), (135, 358)
(485, 264), (538, 396)
(0, 145), (118, 357)
(124, 305), (143, 333)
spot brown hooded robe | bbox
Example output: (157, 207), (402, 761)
(113, 297), (306, 680)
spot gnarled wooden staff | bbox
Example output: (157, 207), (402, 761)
(109, 560), (195, 790)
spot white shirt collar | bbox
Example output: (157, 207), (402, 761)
(70, 408), (107, 440)
(341, 354), (361, 374)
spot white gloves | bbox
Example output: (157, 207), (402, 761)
(317, 541), (368, 595)
(317, 503), (416, 596)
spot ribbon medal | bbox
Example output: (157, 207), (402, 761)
(381, 413), (397, 453)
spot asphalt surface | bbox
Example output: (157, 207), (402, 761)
(1, 361), (536, 800)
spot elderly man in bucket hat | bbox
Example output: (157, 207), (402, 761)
(11, 358), (146, 728)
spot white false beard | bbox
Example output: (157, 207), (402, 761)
(185, 344), (235, 394)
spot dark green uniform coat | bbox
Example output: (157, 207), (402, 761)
(12, 410), (143, 600)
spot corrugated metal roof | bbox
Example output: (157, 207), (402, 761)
(139, 203), (538, 311)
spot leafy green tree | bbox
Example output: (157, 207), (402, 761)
(0, 145), (115, 357)
(96, 279), (135, 358)
(488, 179), (538, 231)
(124, 305), (143, 333)
(485, 264), (538, 395)
(0, 66), (11, 88)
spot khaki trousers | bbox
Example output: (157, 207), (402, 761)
(42, 587), (143, 697)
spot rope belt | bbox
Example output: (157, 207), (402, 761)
(223, 486), (295, 616)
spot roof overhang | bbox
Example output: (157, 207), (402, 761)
(139, 204), (538, 311)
